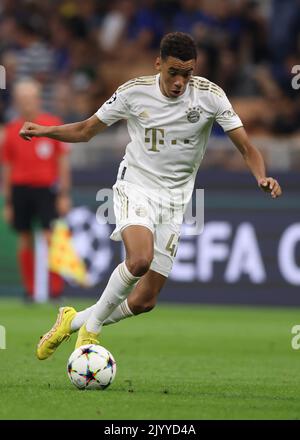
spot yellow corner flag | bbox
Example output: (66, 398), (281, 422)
(49, 220), (89, 286)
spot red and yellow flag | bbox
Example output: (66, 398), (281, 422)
(48, 220), (88, 286)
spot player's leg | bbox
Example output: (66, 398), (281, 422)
(71, 269), (166, 330)
(76, 225), (154, 346)
(36, 223), (153, 359)
(72, 193), (179, 332)
(126, 270), (166, 313)
(102, 221), (178, 323)
(11, 185), (35, 300)
(107, 222), (180, 324)
(103, 270), (166, 323)
(18, 231), (35, 299)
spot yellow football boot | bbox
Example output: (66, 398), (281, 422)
(36, 306), (77, 360)
(75, 324), (100, 349)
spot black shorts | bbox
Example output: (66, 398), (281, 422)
(11, 185), (58, 232)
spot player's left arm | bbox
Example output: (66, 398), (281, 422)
(227, 126), (282, 198)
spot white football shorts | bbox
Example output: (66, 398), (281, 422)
(110, 180), (183, 277)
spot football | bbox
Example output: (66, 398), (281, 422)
(67, 344), (117, 390)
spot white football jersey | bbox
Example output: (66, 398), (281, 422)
(95, 74), (242, 206)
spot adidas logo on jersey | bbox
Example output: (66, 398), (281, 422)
(138, 111), (150, 119)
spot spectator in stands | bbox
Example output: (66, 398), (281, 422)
(98, 0), (137, 56)
(172, 0), (210, 35)
(127, 0), (165, 50)
(14, 19), (55, 111)
(269, 0), (300, 63)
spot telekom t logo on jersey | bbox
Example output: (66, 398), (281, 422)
(145, 127), (191, 152)
(0, 65), (6, 90)
(145, 128), (165, 152)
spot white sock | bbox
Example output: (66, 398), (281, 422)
(85, 262), (140, 333)
(70, 305), (95, 332)
(70, 298), (134, 331)
(103, 298), (134, 326)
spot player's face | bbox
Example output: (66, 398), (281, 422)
(155, 56), (195, 98)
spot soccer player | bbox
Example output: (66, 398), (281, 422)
(2, 79), (71, 301)
(19, 33), (282, 359)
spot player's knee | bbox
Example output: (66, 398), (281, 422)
(143, 300), (156, 313)
(133, 299), (156, 315)
(126, 256), (152, 277)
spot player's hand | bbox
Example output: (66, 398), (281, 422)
(56, 194), (72, 217)
(19, 122), (48, 141)
(258, 177), (282, 199)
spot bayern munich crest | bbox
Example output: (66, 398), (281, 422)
(186, 106), (202, 123)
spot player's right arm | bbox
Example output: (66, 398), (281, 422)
(19, 115), (107, 142)
(20, 82), (132, 142)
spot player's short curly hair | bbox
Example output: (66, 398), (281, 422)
(160, 32), (197, 61)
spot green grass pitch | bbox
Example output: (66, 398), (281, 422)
(0, 298), (300, 420)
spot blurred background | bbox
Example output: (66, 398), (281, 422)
(0, 0), (299, 305)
